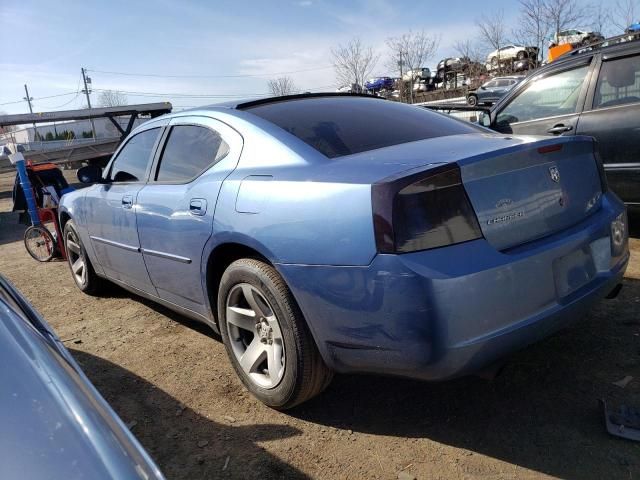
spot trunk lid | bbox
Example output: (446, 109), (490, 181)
(459, 136), (602, 250)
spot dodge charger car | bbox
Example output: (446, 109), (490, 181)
(59, 94), (628, 410)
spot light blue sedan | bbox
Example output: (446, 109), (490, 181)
(59, 94), (629, 409)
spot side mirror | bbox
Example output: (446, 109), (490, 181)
(480, 111), (492, 127)
(480, 85), (486, 90)
(77, 164), (105, 184)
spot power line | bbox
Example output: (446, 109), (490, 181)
(46, 76), (83, 110)
(92, 84), (340, 99)
(0, 91), (78, 106)
(86, 65), (333, 79)
(1, 82), (341, 111)
(92, 88), (270, 98)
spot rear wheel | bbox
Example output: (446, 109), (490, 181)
(516, 50), (527, 60)
(467, 94), (478, 106)
(64, 220), (105, 295)
(218, 258), (333, 410)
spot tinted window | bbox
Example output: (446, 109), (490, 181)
(496, 66), (589, 125)
(243, 97), (479, 158)
(109, 128), (160, 182)
(484, 81), (498, 88)
(156, 125), (230, 182)
(594, 56), (640, 109)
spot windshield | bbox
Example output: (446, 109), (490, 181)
(243, 96), (480, 158)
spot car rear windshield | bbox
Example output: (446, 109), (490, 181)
(242, 96), (480, 158)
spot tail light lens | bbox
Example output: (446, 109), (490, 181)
(372, 165), (482, 253)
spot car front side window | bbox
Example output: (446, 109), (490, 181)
(594, 55), (640, 109)
(155, 125), (230, 183)
(496, 65), (589, 126)
(108, 128), (161, 183)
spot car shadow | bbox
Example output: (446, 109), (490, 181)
(627, 209), (640, 238)
(288, 276), (640, 480)
(70, 349), (309, 480)
(95, 284), (221, 341)
(0, 211), (26, 245)
(91, 275), (640, 479)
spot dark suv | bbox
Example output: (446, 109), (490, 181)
(481, 36), (640, 205)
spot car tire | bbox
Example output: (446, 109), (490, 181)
(517, 50), (526, 60)
(467, 94), (478, 106)
(63, 220), (105, 295)
(218, 258), (333, 410)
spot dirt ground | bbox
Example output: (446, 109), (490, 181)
(1, 169), (639, 480)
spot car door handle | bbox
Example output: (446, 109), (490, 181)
(547, 124), (573, 135)
(122, 195), (133, 209)
(189, 199), (207, 216)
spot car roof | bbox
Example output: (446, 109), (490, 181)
(557, 34), (640, 63)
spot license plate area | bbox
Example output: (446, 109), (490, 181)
(553, 246), (597, 298)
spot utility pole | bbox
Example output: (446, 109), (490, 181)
(23, 84), (39, 142)
(81, 67), (97, 139)
(397, 52), (405, 103)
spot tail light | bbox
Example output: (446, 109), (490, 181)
(372, 164), (483, 253)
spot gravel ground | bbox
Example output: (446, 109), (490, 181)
(1, 170), (639, 480)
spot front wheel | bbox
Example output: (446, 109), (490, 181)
(467, 94), (478, 106)
(218, 258), (333, 410)
(516, 50), (526, 60)
(64, 220), (105, 295)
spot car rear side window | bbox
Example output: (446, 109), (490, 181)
(496, 65), (589, 125)
(109, 128), (161, 182)
(156, 125), (230, 182)
(594, 55), (640, 109)
(242, 97), (479, 158)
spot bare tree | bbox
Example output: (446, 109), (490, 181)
(98, 90), (128, 107)
(387, 30), (440, 102)
(267, 76), (298, 96)
(453, 39), (488, 87)
(453, 39), (488, 65)
(544, 0), (585, 42)
(477, 10), (508, 72)
(591, 2), (613, 36)
(513, 0), (550, 67)
(0, 112), (14, 135)
(0, 111), (17, 144)
(331, 38), (379, 91)
(611, 0), (638, 32)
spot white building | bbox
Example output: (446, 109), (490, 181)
(3, 116), (148, 144)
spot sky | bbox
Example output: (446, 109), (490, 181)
(0, 0), (618, 115)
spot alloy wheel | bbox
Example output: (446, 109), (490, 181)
(225, 283), (286, 389)
(65, 229), (86, 286)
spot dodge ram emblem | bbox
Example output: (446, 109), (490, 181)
(549, 166), (560, 183)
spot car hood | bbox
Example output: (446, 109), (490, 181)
(0, 276), (164, 480)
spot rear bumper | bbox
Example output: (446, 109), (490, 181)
(277, 193), (628, 381)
